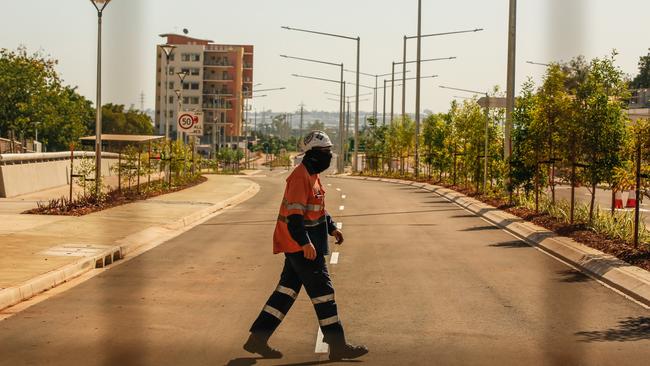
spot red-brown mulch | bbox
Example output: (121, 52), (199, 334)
(24, 176), (208, 217)
(361, 174), (650, 272)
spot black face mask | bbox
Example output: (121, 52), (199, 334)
(304, 149), (332, 174)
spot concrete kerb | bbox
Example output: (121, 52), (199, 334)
(331, 174), (650, 307)
(0, 179), (260, 312)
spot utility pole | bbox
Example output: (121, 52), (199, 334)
(505, 0), (517, 161)
(299, 103), (305, 144)
(414, 0), (422, 177)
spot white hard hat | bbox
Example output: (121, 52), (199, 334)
(303, 130), (333, 151)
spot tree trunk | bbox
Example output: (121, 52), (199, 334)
(611, 188), (616, 215)
(589, 182), (597, 224)
(570, 162), (576, 224)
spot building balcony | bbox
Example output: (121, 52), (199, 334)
(203, 89), (233, 96)
(203, 78), (233, 83)
(204, 62), (234, 67)
(205, 45), (236, 53)
(203, 103), (233, 110)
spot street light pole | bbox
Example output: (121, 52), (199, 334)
(281, 26), (360, 172)
(415, 0), (422, 177)
(176, 71), (187, 142)
(505, 0), (517, 162)
(391, 62), (395, 124)
(402, 28), (484, 120)
(89, 0), (111, 197)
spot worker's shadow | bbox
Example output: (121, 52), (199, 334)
(225, 357), (362, 366)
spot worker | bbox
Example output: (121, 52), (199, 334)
(244, 130), (368, 361)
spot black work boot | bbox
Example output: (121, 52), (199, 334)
(328, 343), (369, 361)
(243, 333), (283, 359)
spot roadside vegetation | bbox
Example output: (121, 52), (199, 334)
(26, 141), (205, 216)
(356, 51), (650, 270)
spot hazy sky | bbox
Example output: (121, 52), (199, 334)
(1, 0), (648, 115)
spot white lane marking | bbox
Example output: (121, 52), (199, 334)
(315, 328), (329, 353)
(330, 252), (340, 264)
(336, 188), (341, 192)
(327, 184), (332, 187)
(339, 205), (345, 211)
(336, 222), (343, 230)
(341, 194), (347, 199)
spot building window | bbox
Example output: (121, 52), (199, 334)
(182, 53), (201, 62)
(168, 96), (174, 104)
(191, 82), (199, 90)
(191, 68), (200, 75)
(168, 67), (175, 75)
(168, 82), (174, 90)
(183, 82), (190, 90)
(169, 53), (175, 61)
(191, 97), (200, 104)
(168, 110), (174, 118)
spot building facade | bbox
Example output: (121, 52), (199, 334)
(155, 34), (254, 145)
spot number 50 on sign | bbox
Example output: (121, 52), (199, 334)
(177, 112), (203, 136)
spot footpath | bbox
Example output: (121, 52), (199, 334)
(0, 174), (259, 312)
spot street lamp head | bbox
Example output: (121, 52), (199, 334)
(177, 71), (188, 83)
(90, 0), (111, 12)
(174, 89), (181, 98)
(281, 26), (292, 30)
(160, 44), (176, 58)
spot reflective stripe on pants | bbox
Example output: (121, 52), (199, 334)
(250, 254), (345, 345)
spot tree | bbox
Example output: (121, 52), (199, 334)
(576, 53), (628, 222)
(90, 104), (153, 135)
(631, 49), (650, 89)
(307, 120), (325, 132)
(535, 63), (572, 203)
(421, 113), (451, 181)
(0, 47), (92, 151)
(510, 79), (546, 207)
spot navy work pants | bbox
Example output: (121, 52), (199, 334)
(250, 253), (345, 346)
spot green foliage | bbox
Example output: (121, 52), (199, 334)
(0, 47), (93, 151)
(631, 49), (650, 89)
(89, 104), (154, 135)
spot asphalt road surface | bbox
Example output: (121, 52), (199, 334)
(1, 168), (649, 366)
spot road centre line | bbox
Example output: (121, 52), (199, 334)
(315, 328), (329, 353)
(330, 252), (340, 264)
(339, 205), (345, 211)
(336, 188), (341, 192)
(336, 222), (343, 229)
(341, 194), (346, 199)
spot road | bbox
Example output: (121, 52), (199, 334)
(1, 167), (649, 366)
(552, 185), (650, 227)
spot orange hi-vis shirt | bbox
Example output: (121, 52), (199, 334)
(273, 163), (326, 254)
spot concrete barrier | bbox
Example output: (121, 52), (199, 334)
(0, 152), (119, 198)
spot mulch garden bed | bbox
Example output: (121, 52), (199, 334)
(24, 176), (208, 217)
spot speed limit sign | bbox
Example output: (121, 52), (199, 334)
(177, 112), (203, 136)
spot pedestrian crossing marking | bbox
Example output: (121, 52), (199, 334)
(315, 328), (329, 353)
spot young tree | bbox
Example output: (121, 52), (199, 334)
(510, 79), (547, 208)
(577, 53), (629, 223)
(534, 64), (572, 203)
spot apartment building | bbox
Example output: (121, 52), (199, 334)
(155, 33), (254, 143)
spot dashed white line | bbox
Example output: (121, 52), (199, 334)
(327, 184), (332, 187)
(336, 222), (343, 230)
(341, 194), (347, 199)
(330, 252), (340, 264)
(336, 188), (341, 192)
(315, 328), (329, 353)
(339, 205), (345, 211)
